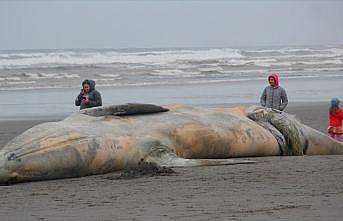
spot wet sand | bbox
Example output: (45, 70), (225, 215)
(0, 102), (342, 221)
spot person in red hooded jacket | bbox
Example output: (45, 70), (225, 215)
(328, 98), (343, 141)
(260, 73), (288, 111)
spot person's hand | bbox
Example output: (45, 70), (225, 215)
(81, 95), (89, 104)
(80, 89), (85, 95)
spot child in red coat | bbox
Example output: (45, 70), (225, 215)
(328, 98), (343, 141)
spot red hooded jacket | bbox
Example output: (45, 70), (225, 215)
(329, 109), (343, 127)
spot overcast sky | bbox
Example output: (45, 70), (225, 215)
(0, 0), (342, 50)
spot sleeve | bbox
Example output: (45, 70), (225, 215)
(279, 88), (288, 111)
(337, 109), (343, 120)
(260, 88), (267, 107)
(89, 91), (102, 107)
(75, 93), (83, 106)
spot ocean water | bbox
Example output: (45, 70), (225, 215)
(1, 45), (343, 90)
(0, 45), (342, 118)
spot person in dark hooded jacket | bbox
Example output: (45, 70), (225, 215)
(75, 79), (102, 110)
(260, 73), (288, 111)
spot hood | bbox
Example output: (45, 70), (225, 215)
(89, 80), (96, 91)
(331, 97), (340, 106)
(268, 73), (279, 87)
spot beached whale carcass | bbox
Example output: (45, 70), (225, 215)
(0, 103), (342, 184)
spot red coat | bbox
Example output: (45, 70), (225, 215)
(329, 109), (343, 127)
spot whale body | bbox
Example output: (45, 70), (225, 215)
(0, 103), (342, 184)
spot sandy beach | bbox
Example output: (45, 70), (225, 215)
(0, 102), (342, 221)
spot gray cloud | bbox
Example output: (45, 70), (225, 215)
(0, 0), (342, 50)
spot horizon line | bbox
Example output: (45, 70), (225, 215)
(1, 43), (343, 52)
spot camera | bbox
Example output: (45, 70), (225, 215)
(82, 96), (87, 100)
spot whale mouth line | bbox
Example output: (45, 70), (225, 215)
(13, 136), (89, 159)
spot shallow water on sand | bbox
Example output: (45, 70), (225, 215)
(0, 75), (342, 119)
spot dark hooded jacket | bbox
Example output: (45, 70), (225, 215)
(75, 80), (102, 110)
(260, 73), (288, 111)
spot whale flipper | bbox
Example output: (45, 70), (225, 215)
(82, 103), (169, 117)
